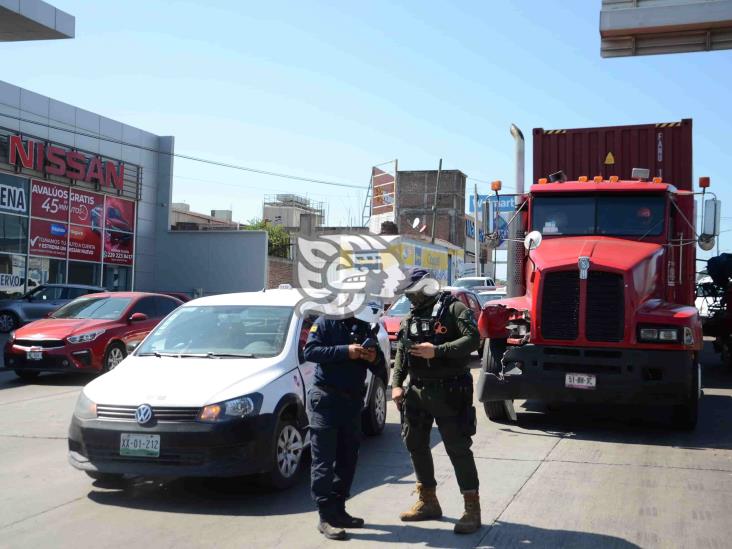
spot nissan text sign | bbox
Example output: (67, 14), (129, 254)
(8, 135), (125, 190)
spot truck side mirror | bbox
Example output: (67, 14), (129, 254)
(703, 199), (721, 237)
(524, 231), (542, 251)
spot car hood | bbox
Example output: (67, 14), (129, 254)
(83, 354), (294, 407)
(14, 318), (115, 339)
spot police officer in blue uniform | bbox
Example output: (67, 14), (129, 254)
(304, 302), (387, 541)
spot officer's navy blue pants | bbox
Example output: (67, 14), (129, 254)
(307, 386), (362, 518)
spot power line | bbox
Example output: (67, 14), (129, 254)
(0, 104), (365, 190)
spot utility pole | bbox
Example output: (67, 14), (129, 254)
(430, 158), (442, 244)
(474, 182), (481, 276)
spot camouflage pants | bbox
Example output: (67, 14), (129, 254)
(401, 375), (479, 492)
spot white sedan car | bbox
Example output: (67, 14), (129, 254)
(68, 289), (390, 488)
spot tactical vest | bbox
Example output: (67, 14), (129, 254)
(403, 292), (470, 377)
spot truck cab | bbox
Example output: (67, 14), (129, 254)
(476, 177), (705, 429)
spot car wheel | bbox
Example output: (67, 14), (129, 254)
(0, 311), (19, 333)
(103, 343), (126, 372)
(14, 370), (40, 382)
(362, 377), (387, 436)
(264, 416), (304, 490)
(672, 360), (700, 431)
(482, 338), (512, 422)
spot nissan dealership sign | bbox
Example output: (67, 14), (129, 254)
(8, 135), (125, 190)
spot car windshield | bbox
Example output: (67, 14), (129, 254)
(137, 305), (294, 358)
(477, 293), (506, 307)
(454, 279), (490, 289)
(531, 194), (666, 237)
(52, 297), (132, 320)
(387, 295), (411, 316)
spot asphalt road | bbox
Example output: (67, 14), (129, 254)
(1, 345), (731, 548)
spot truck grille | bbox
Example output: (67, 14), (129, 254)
(586, 271), (625, 342)
(541, 271), (580, 340)
(96, 405), (200, 422)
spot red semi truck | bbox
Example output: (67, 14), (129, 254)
(476, 119), (718, 430)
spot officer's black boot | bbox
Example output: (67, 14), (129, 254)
(317, 504), (347, 540)
(331, 498), (365, 528)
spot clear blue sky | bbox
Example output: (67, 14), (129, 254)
(3, 0), (732, 262)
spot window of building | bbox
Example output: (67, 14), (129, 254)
(103, 265), (132, 291)
(68, 261), (102, 287)
(0, 214), (28, 254)
(28, 256), (66, 286)
(0, 253), (27, 299)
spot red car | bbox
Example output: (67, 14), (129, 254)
(383, 287), (484, 355)
(4, 292), (182, 381)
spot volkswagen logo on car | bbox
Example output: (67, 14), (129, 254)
(135, 404), (154, 425)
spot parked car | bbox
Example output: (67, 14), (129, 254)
(0, 283), (105, 333)
(476, 288), (507, 308)
(4, 292), (182, 381)
(453, 276), (496, 292)
(67, 288), (390, 487)
(383, 287), (485, 355)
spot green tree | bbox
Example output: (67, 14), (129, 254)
(245, 218), (291, 258)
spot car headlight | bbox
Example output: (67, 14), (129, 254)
(198, 394), (263, 422)
(67, 329), (106, 344)
(74, 392), (97, 420)
(638, 326), (680, 343)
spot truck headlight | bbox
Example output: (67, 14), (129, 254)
(198, 393), (263, 422)
(638, 326), (680, 343)
(74, 392), (97, 420)
(68, 329), (106, 344)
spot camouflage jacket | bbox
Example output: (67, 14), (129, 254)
(391, 297), (479, 387)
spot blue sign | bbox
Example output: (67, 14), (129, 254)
(50, 224), (67, 236)
(487, 195), (517, 250)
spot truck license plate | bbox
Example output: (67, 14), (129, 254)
(120, 434), (160, 457)
(26, 347), (43, 361)
(565, 373), (596, 390)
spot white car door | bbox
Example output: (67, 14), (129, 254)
(296, 315), (318, 394)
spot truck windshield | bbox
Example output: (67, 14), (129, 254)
(531, 195), (665, 237)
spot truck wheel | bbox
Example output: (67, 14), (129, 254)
(482, 338), (511, 422)
(263, 415), (304, 490)
(362, 377), (387, 436)
(672, 360), (700, 431)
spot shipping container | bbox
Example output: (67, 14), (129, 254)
(533, 119), (692, 191)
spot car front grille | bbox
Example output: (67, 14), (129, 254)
(14, 339), (65, 349)
(96, 405), (200, 422)
(586, 271), (625, 342)
(540, 271), (580, 340)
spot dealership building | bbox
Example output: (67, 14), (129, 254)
(0, 2), (268, 300)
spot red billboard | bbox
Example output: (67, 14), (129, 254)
(30, 180), (69, 222)
(70, 189), (104, 228)
(69, 225), (102, 262)
(30, 219), (68, 258)
(105, 197), (135, 233)
(104, 231), (134, 265)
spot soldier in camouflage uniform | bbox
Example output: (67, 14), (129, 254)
(391, 269), (481, 535)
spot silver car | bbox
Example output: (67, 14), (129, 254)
(0, 284), (105, 333)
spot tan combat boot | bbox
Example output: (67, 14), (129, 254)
(399, 482), (443, 521)
(454, 490), (481, 534)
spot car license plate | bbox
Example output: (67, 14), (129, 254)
(565, 373), (596, 390)
(26, 347), (43, 361)
(120, 434), (160, 457)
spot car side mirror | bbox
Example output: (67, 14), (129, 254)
(127, 341), (141, 353)
(129, 312), (148, 323)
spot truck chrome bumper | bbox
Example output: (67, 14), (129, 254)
(477, 344), (696, 405)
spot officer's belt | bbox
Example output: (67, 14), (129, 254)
(314, 383), (363, 401)
(409, 373), (470, 388)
